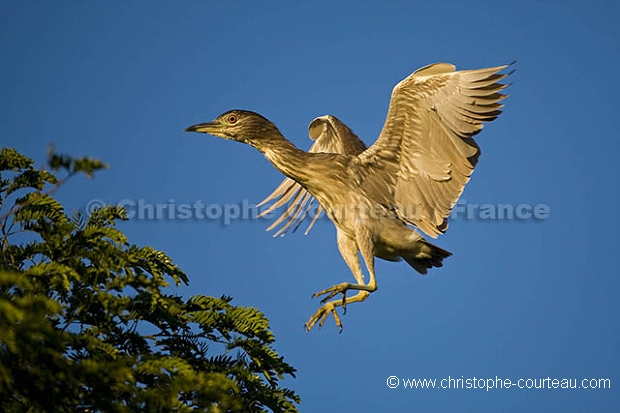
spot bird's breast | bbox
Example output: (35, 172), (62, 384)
(311, 189), (390, 238)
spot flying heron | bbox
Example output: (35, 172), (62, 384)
(186, 62), (512, 332)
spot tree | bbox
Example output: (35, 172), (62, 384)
(0, 147), (299, 412)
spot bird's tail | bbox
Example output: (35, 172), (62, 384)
(404, 240), (452, 275)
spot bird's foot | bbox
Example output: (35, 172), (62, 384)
(312, 282), (352, 305)
(305, 301), (343, 333)
(306, 284), (374, 332)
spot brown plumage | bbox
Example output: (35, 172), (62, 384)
(185, 62), (512, 332)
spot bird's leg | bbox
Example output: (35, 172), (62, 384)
(312, 231), (366, 309)
(355, 224), (378, 293)
(306, 229), (378, 332)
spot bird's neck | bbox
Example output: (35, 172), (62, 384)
(250, 134), (315, 185)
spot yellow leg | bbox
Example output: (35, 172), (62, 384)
(305, 229), (378, 332)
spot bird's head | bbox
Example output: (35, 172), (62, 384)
(185, 110), (282, 146)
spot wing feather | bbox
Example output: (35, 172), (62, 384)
(356, 62), (512, 237)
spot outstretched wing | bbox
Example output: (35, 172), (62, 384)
(257, 115), (367, 237)
(356, 62), (512, 237)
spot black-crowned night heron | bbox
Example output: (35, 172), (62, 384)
(186, 62), (512, 332)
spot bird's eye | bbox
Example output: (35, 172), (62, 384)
(227, 114), (238, 124)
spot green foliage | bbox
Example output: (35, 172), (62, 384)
(0, 148), (299, 412)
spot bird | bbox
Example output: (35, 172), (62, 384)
(185, 62), (512, 332)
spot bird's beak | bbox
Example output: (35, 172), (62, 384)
(184, 121), (219, 134)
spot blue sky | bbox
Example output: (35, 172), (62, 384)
(2, 1), (618, 411)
